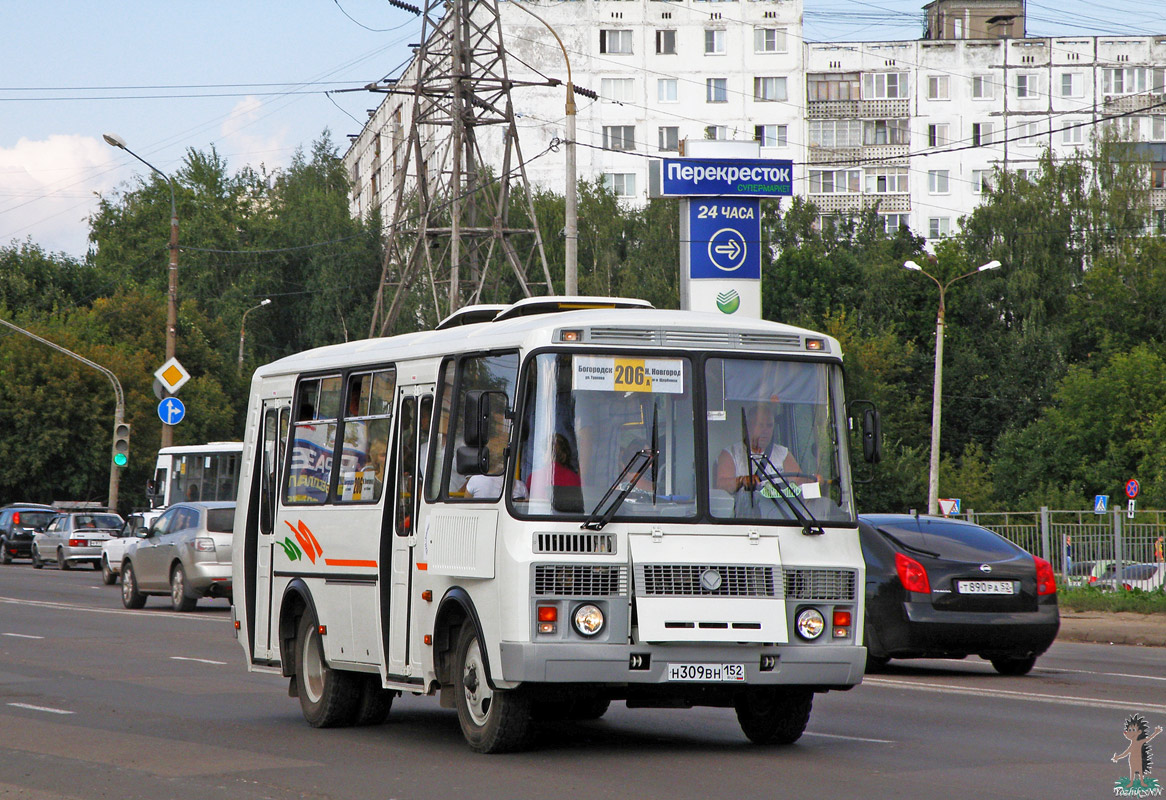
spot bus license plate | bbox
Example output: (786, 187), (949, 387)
(956, 580), (1015, 595)
(666, 663), (746, 682)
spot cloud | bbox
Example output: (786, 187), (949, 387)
(219, 96), (291, 171)
(0, 134), (126, 258)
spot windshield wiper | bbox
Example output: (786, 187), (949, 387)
(582, 407), (658, 531)
(737, 408), (822, 535)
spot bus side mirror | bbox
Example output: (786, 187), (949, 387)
(456, 445), (490, 475)
(462, 390), (492, 448)
(862, 409), (882, 464)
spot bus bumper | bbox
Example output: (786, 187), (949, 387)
(497, 641), (865, 690)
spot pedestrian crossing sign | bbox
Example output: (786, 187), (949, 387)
(1093, 495), (1109, 515)
(938, 498), (960, 516)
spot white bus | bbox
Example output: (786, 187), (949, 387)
(231, 298), (877, 752)
(149, 442), (244, 509)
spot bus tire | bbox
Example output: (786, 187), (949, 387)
(294, 610), (360, 728)
(453, 622), (531, 753)
(353, 675), (395, 726)
(734, 687), (813, 745)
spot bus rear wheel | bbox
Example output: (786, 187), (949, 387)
(734, 687), (813, 745)
(294, 611), (360, 728)
(453, 623), (531, 753)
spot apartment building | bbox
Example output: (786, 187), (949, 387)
(344, 0), (1166, 245)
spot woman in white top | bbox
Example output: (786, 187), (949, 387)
(715, 403), (803, 493)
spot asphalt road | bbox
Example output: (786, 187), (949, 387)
(0, 564), (1161, 800)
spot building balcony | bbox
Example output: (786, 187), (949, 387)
(807, 98), (910, 119)
(807, 192), (910, 214)
(807, 144), (909, 166)
(1102, 93), (1166, 115)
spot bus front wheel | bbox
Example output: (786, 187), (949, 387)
(294, 611), (360, 728)
(453, 623), (531, 753)
(734, 687), (813, 745)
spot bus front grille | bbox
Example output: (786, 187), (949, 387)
(533, 565), (628, 596)
(533, 532), (616, 554)
(635, 564), (780, 597)
(783, 568), (856, 601)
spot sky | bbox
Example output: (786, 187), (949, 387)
(2, 0), (1164, 259)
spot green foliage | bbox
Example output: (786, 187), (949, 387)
(1058, 586), (1166, 614)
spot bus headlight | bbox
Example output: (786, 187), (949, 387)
(795, 608), (825, 640)
(572, 604), (604, 637)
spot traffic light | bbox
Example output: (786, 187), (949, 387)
(113, 422), (130, 468)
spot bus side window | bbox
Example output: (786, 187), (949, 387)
(445, 352), (519, 500)
(395, 397), (417, 535)
(285, 376), (342, 505)
(425, 360), (456, 503)
(260, 408), (279, 534)
(336, 367), (395, 504)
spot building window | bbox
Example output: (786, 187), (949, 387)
(659, 126), (680, 152)
(927, 75), (950, 100)
(603, 126), (635, 151)
(972, 122), (994, 146)
(972, 74), (994, 100)
(1016, 120), (1043, 145)
(706, 78), (728, 103)
(863, 72), (909, 100)
(705, 125), (729, 140)
(599, 30), (633, 55)
(1016, 73), (1038, 99)
(600, 78), (635, 103)
(1152, 116), (1166, 142)
(753, 77), (787, 102)
(754, 124), (787, 147)
(754, 28), (787, 53)
(656, 30), (676, 55)
(865, 167), (909, 193)
(1061, 72), (1083, 98)
(928, 217), (951, 239)
(810, 119), (863, 147)
(928, 169), (950, 194)
(809, 169), (861, 194)
(882, 214), (910, 234)
(603, 172), (636, 197)
(971, 169), (991, 194)
(1061, 120), (1084, 145)
(863, 118), (909, 145)
(1016, 168), (1038, 182)
(928, 123), (950, 148)
(808, 72), (860, 101)
(658, 78), (678, 103)
(1102, 67), (1160, 96)
(704, 29), (726, 55)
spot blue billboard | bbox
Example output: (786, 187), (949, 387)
(662, 158), (793, 197)
(688, 198), (761, 280)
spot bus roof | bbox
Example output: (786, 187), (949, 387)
(253, 300), (843, 379)
(157, 442), (244, 456)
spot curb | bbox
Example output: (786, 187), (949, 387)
(1056, 611), (1166, 648)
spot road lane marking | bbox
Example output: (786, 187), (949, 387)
(1038, 667), (1166, 683)
(804, 731), (894, 744)
(169, 656), (227, 665)
(864, 676), (1166, 714)
(0, 596), (226, 622)
(2, 633), (44, 639)
(7, 703), (73, 715)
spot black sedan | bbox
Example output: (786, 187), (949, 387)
(859, 513), (1060, 676)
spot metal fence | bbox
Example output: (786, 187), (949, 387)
(963, 507), (1166, 585)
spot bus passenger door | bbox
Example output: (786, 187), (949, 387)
(385, 386), (432, 679)
(253, 400), (289, 661)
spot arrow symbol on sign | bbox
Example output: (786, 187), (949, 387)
(713, 239), (742, 260)
(164, 399), (181, 424)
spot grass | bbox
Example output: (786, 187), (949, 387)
(1057, 585), (1166, 614)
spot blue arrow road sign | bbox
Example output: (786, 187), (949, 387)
(688, 198), (761, 279)
(1093, 494), (1109, 515)
(158, 397), (186, 426)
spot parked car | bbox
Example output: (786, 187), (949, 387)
(1094, 562), (1166, 592)
(100, 512), (156, 585)
(1063, 559), (1098, 587)
(31, 510), (124, 570)
(120, 501), (235, 611)
(0, 503), (56, 563)
(859, 513), (1060, 676)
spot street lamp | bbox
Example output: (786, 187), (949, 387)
(104, 132), (179, 450)
(238, 299), (272, 373)
(904, 258), (1001, 516)
(506, 3), (577, 295)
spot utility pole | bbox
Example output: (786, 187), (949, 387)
(362, 0), (558, 335)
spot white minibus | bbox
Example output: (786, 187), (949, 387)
(232, 298), (876, 752)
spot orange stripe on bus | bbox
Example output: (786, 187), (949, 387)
(322, 559), (378, 568)
(416, 562), (428, 571)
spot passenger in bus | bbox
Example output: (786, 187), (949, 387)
(715, 402), (804, 493)
(463, 411), (528, 501)
(186, 484), (201, 502)
(526, 434), (580, 493)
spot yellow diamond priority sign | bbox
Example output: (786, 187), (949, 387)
(154, 357), (191, 394)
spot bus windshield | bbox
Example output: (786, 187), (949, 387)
(511, 351), (853, 524)
(513, 352), (697, 520)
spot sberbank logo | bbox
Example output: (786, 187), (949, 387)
(716, 290), (740, 314)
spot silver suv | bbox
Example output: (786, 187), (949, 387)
(121, 502), (235, 611)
